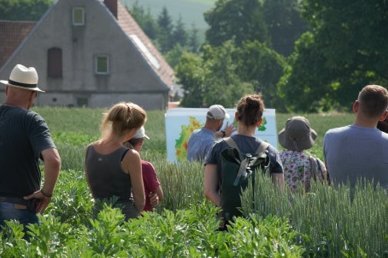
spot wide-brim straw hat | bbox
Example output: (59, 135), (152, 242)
(278, 116), (317, 151)
(0, 64), (44, 92)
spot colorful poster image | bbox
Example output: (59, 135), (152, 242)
(165, 108), (277, 162)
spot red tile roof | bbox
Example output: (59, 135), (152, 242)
(116, 2), (175, 88)
(0, 21), (35, 69)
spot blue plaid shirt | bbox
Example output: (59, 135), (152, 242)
(187, 128), (216, 162)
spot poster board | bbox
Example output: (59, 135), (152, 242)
(165, 108), (277, 162)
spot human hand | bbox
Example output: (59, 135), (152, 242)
(224, 123), (235, 137)
(24, 190), (52, 213)
(149, 192), (160, 208)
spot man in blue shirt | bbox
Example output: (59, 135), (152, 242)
(187, 105), (234, 162)
(0, 64), (61, 228)
(324, 85), (388, 189)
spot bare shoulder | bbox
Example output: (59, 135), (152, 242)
(123, 148), (141, 162)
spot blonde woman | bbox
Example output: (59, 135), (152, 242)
(85, 102), (146, 220)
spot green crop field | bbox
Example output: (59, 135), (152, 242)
(1, 107), (386, 257)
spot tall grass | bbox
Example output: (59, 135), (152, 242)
(156, 160), (203, 211)
(242, 174), (388, 257)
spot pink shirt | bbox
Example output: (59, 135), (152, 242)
(141, 160), (160, 211)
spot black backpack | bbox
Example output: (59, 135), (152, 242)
(219, 137), (269, 227)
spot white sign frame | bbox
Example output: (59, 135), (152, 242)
(165, 108), (278, 162)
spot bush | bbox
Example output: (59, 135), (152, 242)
(0, 203), (304, 257)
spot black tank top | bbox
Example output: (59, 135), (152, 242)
(85, 145), (132, 202)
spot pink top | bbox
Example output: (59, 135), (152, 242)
(141, 160), (160, 211)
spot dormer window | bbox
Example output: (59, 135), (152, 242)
(72, 7), (85, 26)
(95, 55), (110, 75)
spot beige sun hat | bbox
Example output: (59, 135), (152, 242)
(278, 116), (317, 151)
(0, 64), (44, 92)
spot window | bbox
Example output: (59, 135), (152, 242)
(95, 55), (109, 75)
(72, 7), (85, 26)
(129, 34), (160, 70)
(47, 48), (62, 78)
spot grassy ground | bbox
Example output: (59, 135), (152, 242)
(35, 107), (356, 171)
(37, 107), (355, 162)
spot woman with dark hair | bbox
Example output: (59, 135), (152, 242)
(204, 94), (284, 229)
(85, 102), (147, 220)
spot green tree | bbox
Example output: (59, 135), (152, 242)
(128, 2), (158, 40)
(157, 6), (174, 52)
(177, 43), (255, 108)
(171, 16), (188, 48)
(0, 0), (52, 21)
(278, 0), (388, 112)
(236, 41), (286, 108)
(188, 24), (200, 53)
(204, 0), (268, 46)
(263, 0), (307, 56)
(201, 43), (255, 107)
(277, 33), (331, 112)
(176, 52), (207, 107)
(165, 44), (185, 69)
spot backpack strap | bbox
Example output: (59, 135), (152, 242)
(225, 137), (269, 157)
(224, 137), (240, 152)
(255, 141), (269, 156)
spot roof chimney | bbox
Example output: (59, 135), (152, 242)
(104, 0), (117, 18)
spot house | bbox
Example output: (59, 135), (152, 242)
(0, 0), (175, 109)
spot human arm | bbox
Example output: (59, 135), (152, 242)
(24, 148), (61, 213)
(271, 173), (285, 190)
(204, 164), (221, 207)
(123, 150), (145, 211)
(267, 146), (285, 190)
(146, 162), (164, 208)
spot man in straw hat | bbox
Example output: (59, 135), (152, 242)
(187, 104), (235, 162)
(324, 85), (388, 189)
(0, 64), (61, 228)
(278, 116), (329, 192)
